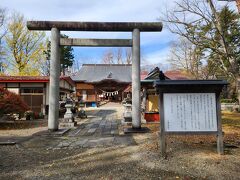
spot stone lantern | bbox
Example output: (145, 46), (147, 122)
(64, 104), (74, 121)
(123, 104), (132, 122)
(60, 102), (76, 128)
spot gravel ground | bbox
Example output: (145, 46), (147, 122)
(0, 131), (239, 180)
(0, 126), (48, 137)
(0, 104), (239, 180)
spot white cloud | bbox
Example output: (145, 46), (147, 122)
(2, 0), (237, 66)
(144, 46), (170, 65)
(2, 0), (169, 53)
(2, 0), (162, 21)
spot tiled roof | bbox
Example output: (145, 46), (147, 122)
(0, 76), (75, 86)
(143, 67), (190, 81)
(60, 76), (75, 87)
(0, 76), (49, 82)
(144, 67), (170, 80)
(71, 64), (132, 83)
(164, 70), (190, 80)
(140, 71), (148, 80)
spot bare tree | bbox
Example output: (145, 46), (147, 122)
(101, 48), (132, 64)
(169, 37), (218, 79)
(100, 47), (151, 65)
(160, 0), (240, 99)
(169, 37), (204, 79)
(125, 48), (132, 64)
(116, 48), (123, 64)
(40, 56), (50, 76)
(102, 49), (114, 64)
(163, 0), (239, 74)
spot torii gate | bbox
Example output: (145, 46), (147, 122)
(27, 21), (162, 132)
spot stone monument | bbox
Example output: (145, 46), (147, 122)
(59, 101), (76, 128)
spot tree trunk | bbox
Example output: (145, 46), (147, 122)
(236, 77), (240, 104)
(236, 0), (240, 12)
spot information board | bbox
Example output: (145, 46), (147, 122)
(163, 93), (217, 132)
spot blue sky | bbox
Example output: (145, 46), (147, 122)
(1, 0), (237, 66)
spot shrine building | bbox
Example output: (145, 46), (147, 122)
(0, 76), (75, 114)
(71, 64), (132, 107)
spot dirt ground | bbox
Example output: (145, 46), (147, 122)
(0, 109), (239, 180)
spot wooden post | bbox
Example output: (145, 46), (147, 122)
(216, 92), (224, 154)
(159, 92), (166, 157)
(95, 90), (98, 107)
(142, 88), (147, 112)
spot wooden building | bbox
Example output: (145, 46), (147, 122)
(71, 64), (132, 107)
(141, 68), (190, 122)
(0, 76), (75, 114)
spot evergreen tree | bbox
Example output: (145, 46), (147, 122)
(161, 1), (240, 100)
(43, 34), (74, 75)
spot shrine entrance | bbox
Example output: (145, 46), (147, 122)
(95, 79), (129, 102)
(73, 63), (131, 105)
(27, 21), (162, 131)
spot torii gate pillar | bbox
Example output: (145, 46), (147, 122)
(132, 28), (141, 129)
(48, 27), (60, 131)
(27, 21), (162, 132)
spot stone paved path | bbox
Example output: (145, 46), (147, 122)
(52, 103), (136, 149)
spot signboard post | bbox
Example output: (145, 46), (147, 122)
(154, 80), (227, 157)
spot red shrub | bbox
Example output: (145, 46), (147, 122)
(0, 87), (29, 115)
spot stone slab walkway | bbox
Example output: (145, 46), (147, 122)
(50, 103), (136, 149)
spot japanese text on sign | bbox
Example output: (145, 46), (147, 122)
(164, 93), (217, 132)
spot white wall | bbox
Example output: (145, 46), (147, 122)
(7, 88), (19, 94)
(20, 83), (44, 87)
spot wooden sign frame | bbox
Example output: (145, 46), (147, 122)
(154, 80), (228, 157)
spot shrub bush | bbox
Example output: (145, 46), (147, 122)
(25, 110), (35, 120)
(0, 87), (29, 116)
(221, 99), (238, 103)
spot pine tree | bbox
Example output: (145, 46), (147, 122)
(43, 34), (74, 75)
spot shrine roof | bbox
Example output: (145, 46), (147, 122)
(154, 80), (228, 86)
(71, 64), (132, 83)
(0, 76), (75, 87)
(0, 76), (49, 82)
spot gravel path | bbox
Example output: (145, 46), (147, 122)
(0, 103), (239, 180)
